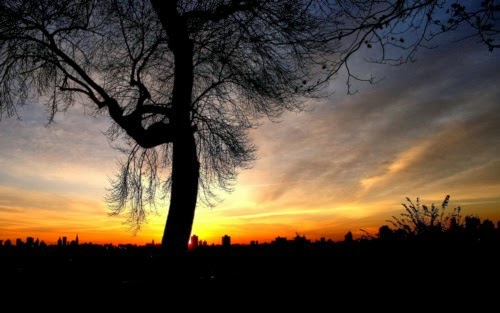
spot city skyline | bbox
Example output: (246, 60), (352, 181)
(1, 18), (500, 246)
(0, 231), (330, 247)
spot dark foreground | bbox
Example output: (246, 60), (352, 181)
(2, 240), (499, 308)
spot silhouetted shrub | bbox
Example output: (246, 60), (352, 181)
(392, 195), (459, 239)
(377, 195), (500, 242)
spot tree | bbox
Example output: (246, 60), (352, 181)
(1, 0), (498, 256)
(383, 196), (500, 242)
(385, 195), (464, 239)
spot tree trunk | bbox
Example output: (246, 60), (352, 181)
(153, 0), (198, 256)
(162, 129), (199, 256)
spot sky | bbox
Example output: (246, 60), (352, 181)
(1, 27), (499, 246)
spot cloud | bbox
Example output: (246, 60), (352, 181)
(0, 102), (124, 197)
(218, 34), (500, 243)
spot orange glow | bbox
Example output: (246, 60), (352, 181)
(1, 39), (500, 247)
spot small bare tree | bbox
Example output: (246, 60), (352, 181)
(386, 195), (463, 239)
(1, 0), (497, 256)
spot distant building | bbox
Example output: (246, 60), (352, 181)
(273, 236), (288, 245)
(26, 237), (35, 248)
(222, 234), (231, 247)
(190, 234), (199, 249)
(344, 231), (353, 242)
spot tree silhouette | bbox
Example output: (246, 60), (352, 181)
(362, 194), (500, 244)
(385, 195), (457, 239)
(1, 0), (498, 256)
(381, 195), (494, 241)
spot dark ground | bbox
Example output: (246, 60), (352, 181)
(2, 240), (499, 309)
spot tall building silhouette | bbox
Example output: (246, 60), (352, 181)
(26, 237), (34, 248)
(222, 234), (231, 247)
(190, 234), (199, 249)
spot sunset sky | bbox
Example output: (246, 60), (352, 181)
(1, 28), (499, 246)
